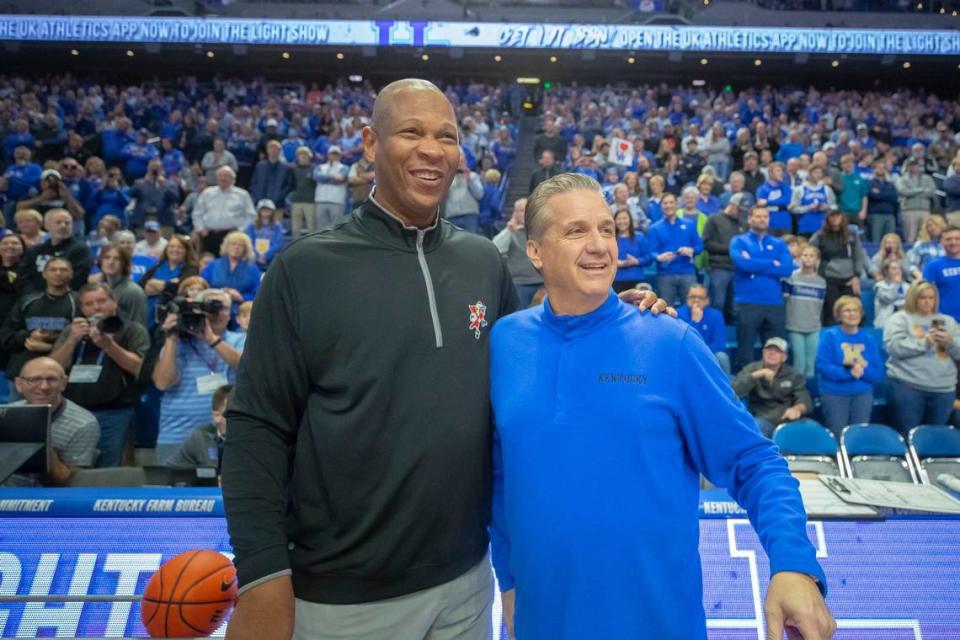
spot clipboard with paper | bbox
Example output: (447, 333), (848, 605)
(819, 475), (960, 514)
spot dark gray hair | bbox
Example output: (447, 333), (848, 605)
(525, 173), (603, 241)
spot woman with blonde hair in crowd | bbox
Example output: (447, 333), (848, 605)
(884, 280), (960, 434)
(13, 209), (45, 248)
(695, 173), (721, 216)
(869, 233), (909, 280)
(201, 231), (260, 308)
(906, 214), (946, 281)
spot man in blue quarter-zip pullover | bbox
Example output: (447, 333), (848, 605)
(647, 192), (703, 306)
(490, 173), (834, 640)
(730, 206), (795, 372)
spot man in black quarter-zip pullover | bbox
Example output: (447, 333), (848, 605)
(222, 79), (518, 640)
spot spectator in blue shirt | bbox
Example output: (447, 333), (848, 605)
(201, 231), (261, 310)
(923, 225), (960, 322)
(647, 192), (702, 306)
(755, 162), (792, 235)
(121, 129), (159, 182)
(730, 205), (795, 371)
(477, 169), (503, 239)
(677, 284), (730, 373)
(816, 295), (885, 437)
(612, 208), (651, 293)
(1, 146), (42, 217)
(245, 200), (286, 271)
(3, 119), (34, 162)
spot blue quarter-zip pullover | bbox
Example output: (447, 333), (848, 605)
(730, 231), (794, 305)
(647, 216), (702, 275)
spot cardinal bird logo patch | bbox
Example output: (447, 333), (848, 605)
(468, 300), (488, 339)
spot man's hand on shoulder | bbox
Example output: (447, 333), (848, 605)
(764, 571), (835, 640)
(225, 574), (294, 640)
(618, 289), (677, 318)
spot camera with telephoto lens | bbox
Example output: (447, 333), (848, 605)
(89, 314), (124, 335)
(156, 295), (225, 337)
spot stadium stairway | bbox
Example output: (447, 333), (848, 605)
(503, 115), (542, 209)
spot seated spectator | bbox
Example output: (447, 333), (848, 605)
(0, 257), (79, 399)
(134, 221), (168, 259)
(874, 259), (908, 328)
(907, 214), (946, 281)
(868, 233), (908, 281)
(88, 245), (148, 327)
(246, 199), (285, 270)
(21, 208), (91, 292)
(922, 225), (960, 322)
(648, 193), (701, 306)
(477, 169), (503, 239)
(152, 288), (245, 463)
(201, 231), (261, 309)
(677, 284), (730, 373)
(49, 283), (149, 467)
(191, 166), (256, 256)
(785, 244), (826, 379)
(14, 209), (46, 249)
(167, 383), (233, 470)
(5, 357), (98, 486)
(493, 198), (543, 309)
(613, 208), (651, 294)
(816, 296), (884, 437)
(139, 234), (199, 330)
(732, 337), (812, 437)
(810, 211), (865, 326)
(884, 281), (960, 433)
(730, 206), (794, 371)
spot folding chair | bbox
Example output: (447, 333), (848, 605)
(909, 425), (960, 491)
(841, 423), (919, 483)
(772, 419), (842, 476)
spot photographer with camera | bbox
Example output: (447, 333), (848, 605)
(0, 257), (78, 401)
(49, 283), (149, 468)
(16, 169), (86, 236)
(152, 288), (245, 464)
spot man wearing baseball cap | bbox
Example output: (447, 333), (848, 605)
(313, 145), (348, 228)
(732, 336), (812, 436)
(134, 221), (167, 259)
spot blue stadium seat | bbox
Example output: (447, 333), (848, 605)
(860, 287), (875, 327)
(908, 425), (960, 491)
(772, 419), (842, 476)
(841, 423), (919, 483)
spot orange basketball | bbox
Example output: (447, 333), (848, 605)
(141, 550), (238, 638)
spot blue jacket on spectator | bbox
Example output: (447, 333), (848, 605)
(3, 133), (34, 161)
(755, 180), (793, 231)
(867, 177), (900, 217)
(250, 160), (294, 208)
(677, 304), (726, 354)
(121, 141), (159, 181)
(648, 217), (702, 275)
(730, 231), (794, 305)
(90, 188), (130, 226)
(201, 257), (261, 302)
(2, 162), (41, 201)
(615, 234), (652, 283)
(815, 326), (884, 396)
(924, 256), (960, 322)
(101, 128), (135, 165)
(477, 183), (502, 228)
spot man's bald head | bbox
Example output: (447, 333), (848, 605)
(372, 79), (452, 135)
(16, 357), (67, 408)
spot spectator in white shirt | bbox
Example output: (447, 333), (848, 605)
(134, 223), (168, 259)
(191, 166), (256, 256)
(313, 145), (349, 229)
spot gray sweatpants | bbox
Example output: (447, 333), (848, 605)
(293, 555), (493, 640)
